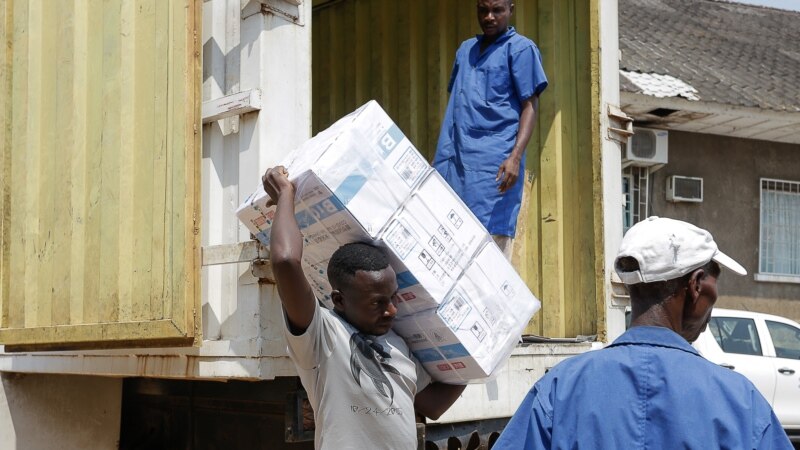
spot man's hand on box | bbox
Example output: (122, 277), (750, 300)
(496, 156), (520, 193)
(262, 166), (295, 207)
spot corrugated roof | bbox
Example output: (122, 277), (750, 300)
(619, 0), (800, 112)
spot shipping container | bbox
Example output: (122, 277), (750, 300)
(0, 0), (626, 447)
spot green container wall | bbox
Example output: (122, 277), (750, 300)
(311, 0), (604, 339)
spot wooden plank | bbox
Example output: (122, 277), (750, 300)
(130, 0), (156, 322)
(575, 0), (599, 337)
(395, 3), (411, 139)
(81, 0), (108, 326)
(185, 0), (202, 337)
(171, 0), (190, 328)
(51, 1), (75, 326)
(313, 8), (329, 131)
(425, 0), (450, 161)
(149, 0), (169, 321)
(159, 0), (181, 323)
(0, 319), (191, 349)
(537, 0), (566, 337)
(366, 0), (381, 108)
(341, 0), (355, 116)
(353, 0), (369, 107)
(588, 0), (606, 341)
(310, 3), (320, 132)
(169, 0), (200, 332)
(69, 0), (101, 326)
(23, 0), (42, 329)
(517, 173), (542, 335)
(0, 0), (11, 329)
(98, 0), (122, 324)
(330, 1), (344, 120)
(408, 2), (427, 156)
(559, 0), (579, 337)
(117, 0), (135, 323)
(69, 0), (90, 325)
(379, 1), (395, 113)
(517, 0), (544, 336)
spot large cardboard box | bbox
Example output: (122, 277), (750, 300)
(393, 243), (541, 383)
(236, 101), (431, 305)
(279, 101), (431, 235)
(381, 172), (488, 316)
(237, 101), (541, 382)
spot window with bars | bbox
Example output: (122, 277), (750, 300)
(622, 166), (649, 234)
(759, 178), (800, 277)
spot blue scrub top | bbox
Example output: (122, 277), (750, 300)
(434, 27), (547, 237)
(492, 326), (793, 450)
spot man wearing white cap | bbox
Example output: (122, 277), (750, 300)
(493, 217), (793, 449)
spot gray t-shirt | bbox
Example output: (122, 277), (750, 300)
(284, 303), (432, 450)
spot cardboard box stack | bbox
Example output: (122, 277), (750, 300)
(236, 101), (540, 383)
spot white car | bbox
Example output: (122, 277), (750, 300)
(693, 308), (800, 441)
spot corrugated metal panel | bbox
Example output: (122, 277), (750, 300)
(0, 0), (202, 349)
(312, 0), (603, 338)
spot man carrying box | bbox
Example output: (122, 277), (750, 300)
(263, 166), (466, 449)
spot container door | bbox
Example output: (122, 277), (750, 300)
(0, 0), (202, 350)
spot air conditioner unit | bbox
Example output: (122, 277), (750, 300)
(666, 175), (703, 202)
(625, 127), (668, 167)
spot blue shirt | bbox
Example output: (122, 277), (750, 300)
(434, 27), (547, 237)
(493, 326), (793, 450)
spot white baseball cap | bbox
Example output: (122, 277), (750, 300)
(615, 216), (747, 284)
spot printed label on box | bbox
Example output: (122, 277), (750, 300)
(383, 221), (418, 260)
(377, 124), (404, 158)
(438, 289), (472, 331)
(412, 343), (469, 363)
(394, 146), (429, 187)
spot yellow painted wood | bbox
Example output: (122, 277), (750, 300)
(52, 0), (74, 326)
(150, 0), (170, 322)
(98, 0), (122, 325)
(69, 0), (90, 325)
(118, 0), (136, 322)
(312, 0), (602, 337)
(0, 0), (10, 329)
(131, 0), (157, 322)
(588, 0), (607, 342)
(0, 319), (192, 349)
(8, 0), (28, 330)
(0, 0), (202, 348)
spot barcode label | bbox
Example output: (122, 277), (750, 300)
(393, 147), (428, 187)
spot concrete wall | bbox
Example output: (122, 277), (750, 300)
(649, 130), (800, 321)
(0, 373), (121, 450)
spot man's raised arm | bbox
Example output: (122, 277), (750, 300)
(262, 166), (316, 333)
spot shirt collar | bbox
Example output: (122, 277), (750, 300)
(476, 26), (516, 46)
(607, 326), (701, 356)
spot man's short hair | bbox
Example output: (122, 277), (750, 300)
(328, 242), (390, 289)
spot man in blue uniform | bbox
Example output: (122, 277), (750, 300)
(434, 0), (548, 258)
(493, 217), (793, 449)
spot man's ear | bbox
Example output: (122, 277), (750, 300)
(685, 268), (705, 305)
(331, 290), (344, 310)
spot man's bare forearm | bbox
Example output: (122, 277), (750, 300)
(266, 168), (316, 333)
(509, 96), (539, 163)
(415, 383), (467, 420)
